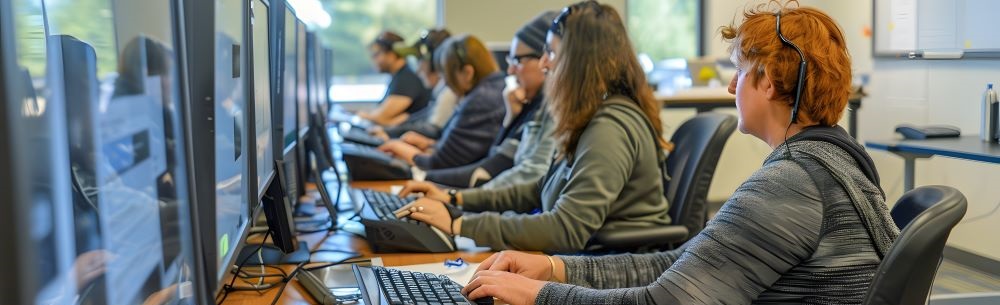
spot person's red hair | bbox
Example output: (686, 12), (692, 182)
(721, 0), (851, 126)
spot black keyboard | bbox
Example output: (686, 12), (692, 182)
(371, 266), (493, 305)
(356, 189), (455, 253)
(360, 189), (411, 220)
(343, 128), (385, 147)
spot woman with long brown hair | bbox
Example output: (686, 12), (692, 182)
(393, 1), (671, 253)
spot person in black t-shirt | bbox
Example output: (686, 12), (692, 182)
(357, 31), (431, 127)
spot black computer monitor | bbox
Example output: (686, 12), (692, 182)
(183, 0), (252, 297)
(295, 19), (311, 194)
(251, 0), (275, 198)
(280, 2), (302, 206)
(4, 0), (207, 303)
(248, 0), (299, 254)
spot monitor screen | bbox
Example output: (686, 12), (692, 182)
(296, 20), (309, 133)
(251, 0), (275, 197)
(212, 0), (250, 285)
(25, 0), (202, 303)
(282, 6), (297, 150)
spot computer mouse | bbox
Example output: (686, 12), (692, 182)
(895, 124), (927, 139)
(895, 124), (960, 140)
(473, 297), (495, 305)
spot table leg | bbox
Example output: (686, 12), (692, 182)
(891, 151), (932, 193)
(848, 99), (861, 138)
(903, 156), (916, 192)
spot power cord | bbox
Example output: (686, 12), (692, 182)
(268, 261), (308, 305)
(216, 230), (272, 305)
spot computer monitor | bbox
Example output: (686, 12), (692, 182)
(280, 2), (302, 207)
(295, 19), (311, 194)
(248, 0), (299, 255)
(250, 0), (275, 198)
(8, 0), (207, 303)
(183, 0), (252, 296)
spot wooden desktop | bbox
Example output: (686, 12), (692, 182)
(219, 180), (500, 305)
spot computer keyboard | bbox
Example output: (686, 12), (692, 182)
(355, 189), (455, 253)
(343, 127), (385, 147)
(360, 189), (412, 220)
(363, 266), (493, 305)
(339, 142), (412, 181)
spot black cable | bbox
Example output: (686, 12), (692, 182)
(237, 264), (288, 279)
(216, 230), (272, 305)
(269, 261), (308, 305)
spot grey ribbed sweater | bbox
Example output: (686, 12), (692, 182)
(536, 134), (898, 304)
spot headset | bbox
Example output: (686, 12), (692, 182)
(776, 11), (807, 124)
(776, 11), (809, 158)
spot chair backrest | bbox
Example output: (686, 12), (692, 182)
(664, 112), (736, 240)
(863, 185), (968, 305)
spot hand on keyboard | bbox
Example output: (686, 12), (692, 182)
(394, 198), (462, 235)
(475, 251), (556, 282)
(398, 180), (450, 203)
(462, 270), (545, 305)
(378, 140), (421, 165)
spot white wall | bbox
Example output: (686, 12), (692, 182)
(865, 59), (1000, 261)
(442, 0), (626, 46)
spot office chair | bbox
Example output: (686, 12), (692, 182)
(863, 185), (968, 305)
(588, 112), (737, 252)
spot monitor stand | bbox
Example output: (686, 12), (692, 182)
(236, 240), (311, 265)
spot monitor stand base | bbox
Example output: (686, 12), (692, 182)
(237, 240), (311, 265)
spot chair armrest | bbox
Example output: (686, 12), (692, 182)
(590, 225), (689, 250)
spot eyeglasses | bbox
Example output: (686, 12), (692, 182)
(550, 0), (602, 38)
(505, 53), (541, 66)
(775, 12), (808, 124)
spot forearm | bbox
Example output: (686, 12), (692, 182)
(460, 209), (597, 253)
(536, 283), (640, 305)
(557, 250), (681, 289)
(460, 181), (540, 213)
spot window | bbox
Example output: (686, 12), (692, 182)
(627, 0), (702, 60)
(627, 0), (702, 92)
(321, 0), (439, 102)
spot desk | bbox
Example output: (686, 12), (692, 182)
(866, 137), (1000, 192)
(220, 180), (500, 305)
(658, 86), (865, 137)
(657, 86), (735, 113)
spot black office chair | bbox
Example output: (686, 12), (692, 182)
(589, 112), (737, 252)
(863, 185), (968, 305)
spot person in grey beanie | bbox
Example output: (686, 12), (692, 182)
(420, 10), (560, 188)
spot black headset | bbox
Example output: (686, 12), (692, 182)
(776, 12), (807, 124)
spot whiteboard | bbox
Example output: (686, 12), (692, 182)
(874, 0), (1000, 58)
